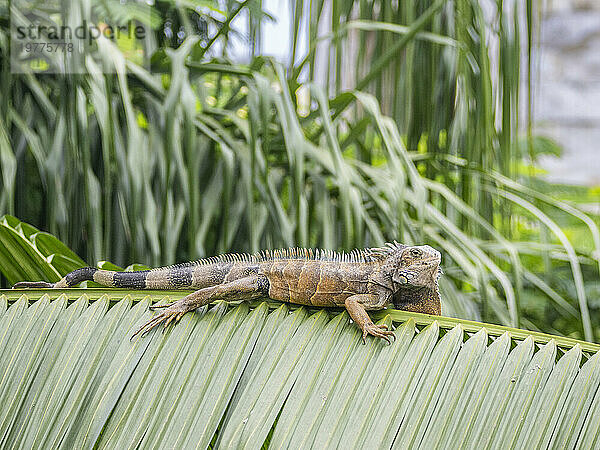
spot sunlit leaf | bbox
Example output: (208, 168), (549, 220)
(0, 291), (597, 448)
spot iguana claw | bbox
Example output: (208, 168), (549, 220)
(130, 301), (190, 341)
(362, 323), (395, 345)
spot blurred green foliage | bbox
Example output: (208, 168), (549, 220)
(0, 0), (598, 340)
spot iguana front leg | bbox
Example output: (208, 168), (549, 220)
(131, 275), (268, 339)
(345, 294), (395, 344)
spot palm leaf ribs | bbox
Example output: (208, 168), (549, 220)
(13, 242), (442, 343)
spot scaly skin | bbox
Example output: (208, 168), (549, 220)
(13, 242), (442, 343)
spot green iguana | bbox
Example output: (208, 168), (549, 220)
(13, 242), (442, 343)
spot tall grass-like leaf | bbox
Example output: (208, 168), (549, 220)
(495, 189), (593, 341)
(2, 0), (598, 345)
(0, 116), (16, 215)
(487, 170), (600, 275)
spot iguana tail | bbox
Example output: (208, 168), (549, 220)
(12, 259), (258, 290)
(13, 266), (189, 289)
(12, 267), (150, 289)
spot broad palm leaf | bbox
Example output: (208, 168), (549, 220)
(0, 289), (597, 448)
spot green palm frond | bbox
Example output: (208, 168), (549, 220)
(0, 290), (598, 448)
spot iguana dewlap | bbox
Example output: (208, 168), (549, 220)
(13, 242), (442, 343)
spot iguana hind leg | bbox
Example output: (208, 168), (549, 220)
(345, 294), (395, 344)
(131, 274), (268, 339)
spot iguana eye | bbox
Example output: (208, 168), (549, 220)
(409, 248), (422, 257)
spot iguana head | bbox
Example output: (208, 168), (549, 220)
(372, 242), (442, 302)
(393, 244), (441, 289)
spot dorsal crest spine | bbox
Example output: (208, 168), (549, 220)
(151, 242), (405, 271)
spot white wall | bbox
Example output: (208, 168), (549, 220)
(536, 0), (600, 185)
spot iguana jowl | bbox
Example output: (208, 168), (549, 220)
(13, 242), (442, 343)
